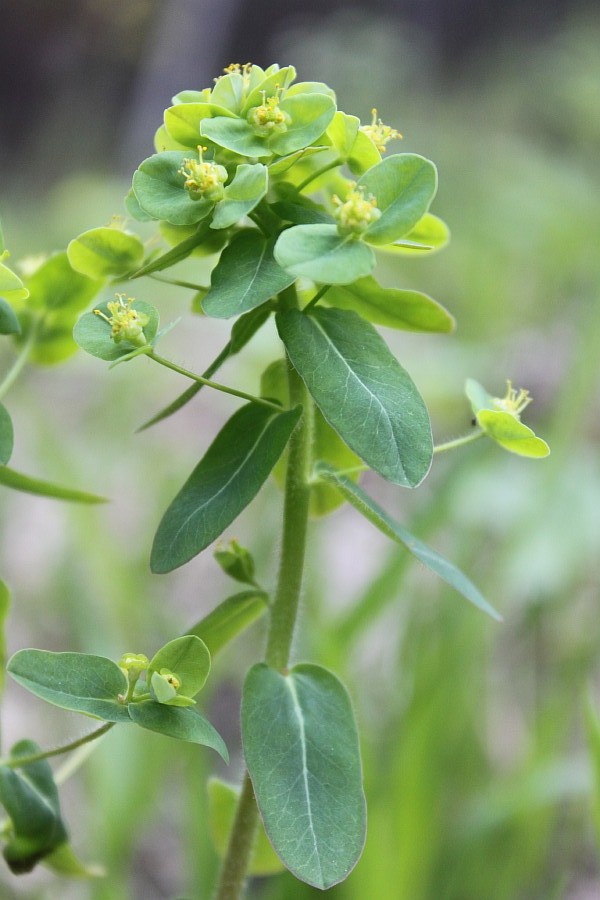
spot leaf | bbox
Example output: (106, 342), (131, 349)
(0, 404), (14, 465)
(277, 307), (432, 486)
(274, 224), (375, 284)
(477, 410), (550, 458)
(241, 65), (296, 114)
(0, 579), (9, 695)
(42, 842), (104, 878)
(151, 404), (302, 573)
(129, 223), (211, 278)
(347, 129), (382, 176)
(0, 297), (21, 334)
(214, 539), (258, 586)
(326, 111), (360, 160)
(0, 262), (29, 302)
(269, 93), (337, 157)
(325, 275), (455, 333)
(7, 649), (131, 722)
(358, 153), (438, 245)
(465, 378), (495, 414)
(200, 119), (271, 158)
(211, 164), (268, 230)
(0, 467), (107, 503)
(132, 152), (214, 225)
(270, 200), (333, 226)
(378, 212), (450, 256)
(147, 635), (211, 700)
(208, 778), (284, 875)
(67, 227), (144, 278)
(163, 102), (236, 147)
(125, 187), (155, 222)
(128, 702), (228, 761)
(24, 252), (102, 313)
(317, 463), (502, 620)
(186, 590), (268, 656)
(73, 299), (159, 362)
(242, 663), (366, 889)
(203, 230), (294, 319)
(0, 740), (68, 873)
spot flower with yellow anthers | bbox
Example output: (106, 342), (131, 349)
(360, 108), (402, 153)
(158, 669), (182, 691)
(247, 91), (291, 137)
(178, 147), (228, 202)
(222, 62), (253, 77)
(94, 294), (149, 347)
(118, 653), (149, 673)
(332, 186), (382, 237)
(492, 381), (532, 418)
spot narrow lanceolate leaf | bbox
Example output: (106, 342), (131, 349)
(0, 404), (14, 465)
(211, 164), (268, 230)
(0, 467), (107, 503)
(151, 404), (302, 573)
(358, 153), (438, 246)
(202, 231), (294, 319)
(317, 463), (502, 620)
(67, 227), (144, 278)
(274, 224), (375, 284)
(7, 650), (131, 722)
(0, 297), (21, 335)
(0, 740), (68, 874)
(243, 663), (366, 889)
(325, 275), (455, 333)
(186, 590), (268, 656)
(128, 702), (228, 761)
(277, 307), (432, 486)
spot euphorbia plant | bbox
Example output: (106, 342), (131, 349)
(0, 63), (549, 894)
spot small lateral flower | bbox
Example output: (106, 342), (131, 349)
(94, 294), (149, 347)
(360, 108), (402, 153)
(492, 380), (532, 418)
(118, 653), (150, 674)
(333, 185), (382, 237)
(466, 378), (550, 459)
(247, 91), (291, 138)
(178, 146), (228, 202)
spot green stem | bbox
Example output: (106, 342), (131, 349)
(433, 428), (485, 455)
(303, 284), (331, 313)
(148, 352), (281, 412)
(0, 324), (37, 402)
(213, 284), (313, 899)
(296, 158), (342, 193)
(0, 722), (113, 769)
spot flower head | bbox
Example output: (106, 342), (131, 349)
(247, 91), (290, 137)
(360, 108), (402, 153)
(332, 185), (381, 237)
(492, 380), (532, 419)
(94, 294), (149, 347)
(178, 147), (228, 202)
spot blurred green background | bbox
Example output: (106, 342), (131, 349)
(0, 2), (599, 898)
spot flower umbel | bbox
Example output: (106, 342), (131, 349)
(94, 294), (149, 347)
(247, 91), (290, 137)
(360, 108), (402, 153)
(333, 185), (381, 237)
(178, 147), (228, 202)
(492, 380), (532, 418)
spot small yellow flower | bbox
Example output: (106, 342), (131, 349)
(94, 294), (149, 346)
(360, 108), (402, 153)
(247, 91), (290, 137)
(492, 380), (532, 418)
(118, 653), (149, 673)
(332, 185), (381, 236)
(159, 668), (182, 691)
(178, 147), (228, 202)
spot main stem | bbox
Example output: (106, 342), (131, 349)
(213, 286), (312, 900)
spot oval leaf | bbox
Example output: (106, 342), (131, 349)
(358, 153), (438, 245)
(0, 297), (21, 334)
(132, 152), (213, 225)
(211, 164), (268, 230)
(128, 702), (228, 761)
(148, 635), (211, 699)
(0, 404), (14, 465)
(243, 663), (366, 889)
(67, 227), (144, 278)
(24, 252), (102, 313)
(186, 590), (268, 657)
(151, 404), (301, 573)
(277, 307), (432, 486)
(274, 224), (375, 284)
(73, 299), (159, 362)
(0, 262), (28, 302)
(208, 778), (284, 876)
(0, 466), (107, 503)
(7, 650), (131, 722)
(477, 410), (550, 458)
(200, 119), (271, 158)
(203, 230), (294, 319)
(270, 93), (336, 156)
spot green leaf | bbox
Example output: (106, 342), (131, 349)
(125, 187), (155, 222)
(317, 464), (502, 620)
(0, 218), (4, 254)
(0, 262), (28, 302)
(73, 299), (159, 362)
(325, 275), (454, 333)
(274, 224), (375, 284)
(211, 164), (268, 230)
(214, 539), (258, 586)
(24, 252), (102, 313)
(208, 778), (284, 875)
(132, 152), (213, 225)
(186, 590), (268, 656)
(0, 404), (14, 465)
(243, 663), (366, 889)
(7, 649), (131, 722)
(163, 102), (236, 147)
(378, 212), (450, 255)
(358, 153), (438, 245)
(277, 307), (432, 486)
(347, 129), (382, 176)
(67, 227), (144, 278)
(151, 404), (302, 573)
(42, 842), (104, 878)
(0, 740), (68, 873)
(465, 378), (495, 414)
(203, 230), (294, 319)
(200, 119), (271, 158)
(269, 93), (336, 157)
(326, 111), (360, 160)
(0, 467), (107, 503)
(241, 66), (296, 114)
(128, 702), (228, 761)
(271, 200), (333, 226)
(129, 223), (211, 278)
(210, 72), (246, 112)
(0, 297), (21, 334)
(147, 635), (211, 700)
(0, 579), (9, 695)
(477, 410), (550, 458)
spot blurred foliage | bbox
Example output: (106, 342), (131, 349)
(0, 10), (599, 899)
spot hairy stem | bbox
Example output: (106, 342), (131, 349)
(0, 722), (113, 769)
(433, 428), (484, 454)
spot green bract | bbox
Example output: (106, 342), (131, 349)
(466, 378), (550, 458)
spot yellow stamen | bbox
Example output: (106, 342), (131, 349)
(360, 108), (402, 153)
(493, 380), (532, 418)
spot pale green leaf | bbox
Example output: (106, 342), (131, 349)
(211, 164), (268, 230)
(274, 224), (375, 284)
(0, 467), (107, 503)
(186, 590), (268, 656)
(148, 635), (211, 699)
(325, 275), (454, 332)
(67, 227), (144, 278)
(358, 153), (438, 245)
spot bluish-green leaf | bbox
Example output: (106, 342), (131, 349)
(148, 635), (211, 700)
(132, 152), (214, 225)
(241, 66), (296, 114)
(200, 119), (271, 158)
(211, 164), (268, 230)
(67, 227), (144, 278)
(0, 404), (14, 465)
(243, 663), (366, 889)
(186, 590), (268, 656)
(73, 299), (159, 362)
(0, 467), (107, 503)
(269, 93), (336, 157)
(0, 297), (21, 334)
(277, 307), (432, 486)
(128, 702), (228, 761)
(358, 153), (438, 245)
(325, 275), (455, 333)
(0, 740), (67, 873)
(347, 129), (382, 176)
(125, 187), (155, 222)
(208, 778), (284, 875)
(317, 463), (502, 620)
(274, 224), (375, 284)
(151, 404), (302, 573)
(203, 230), (294, 319)
(7, 650), (131, 722)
